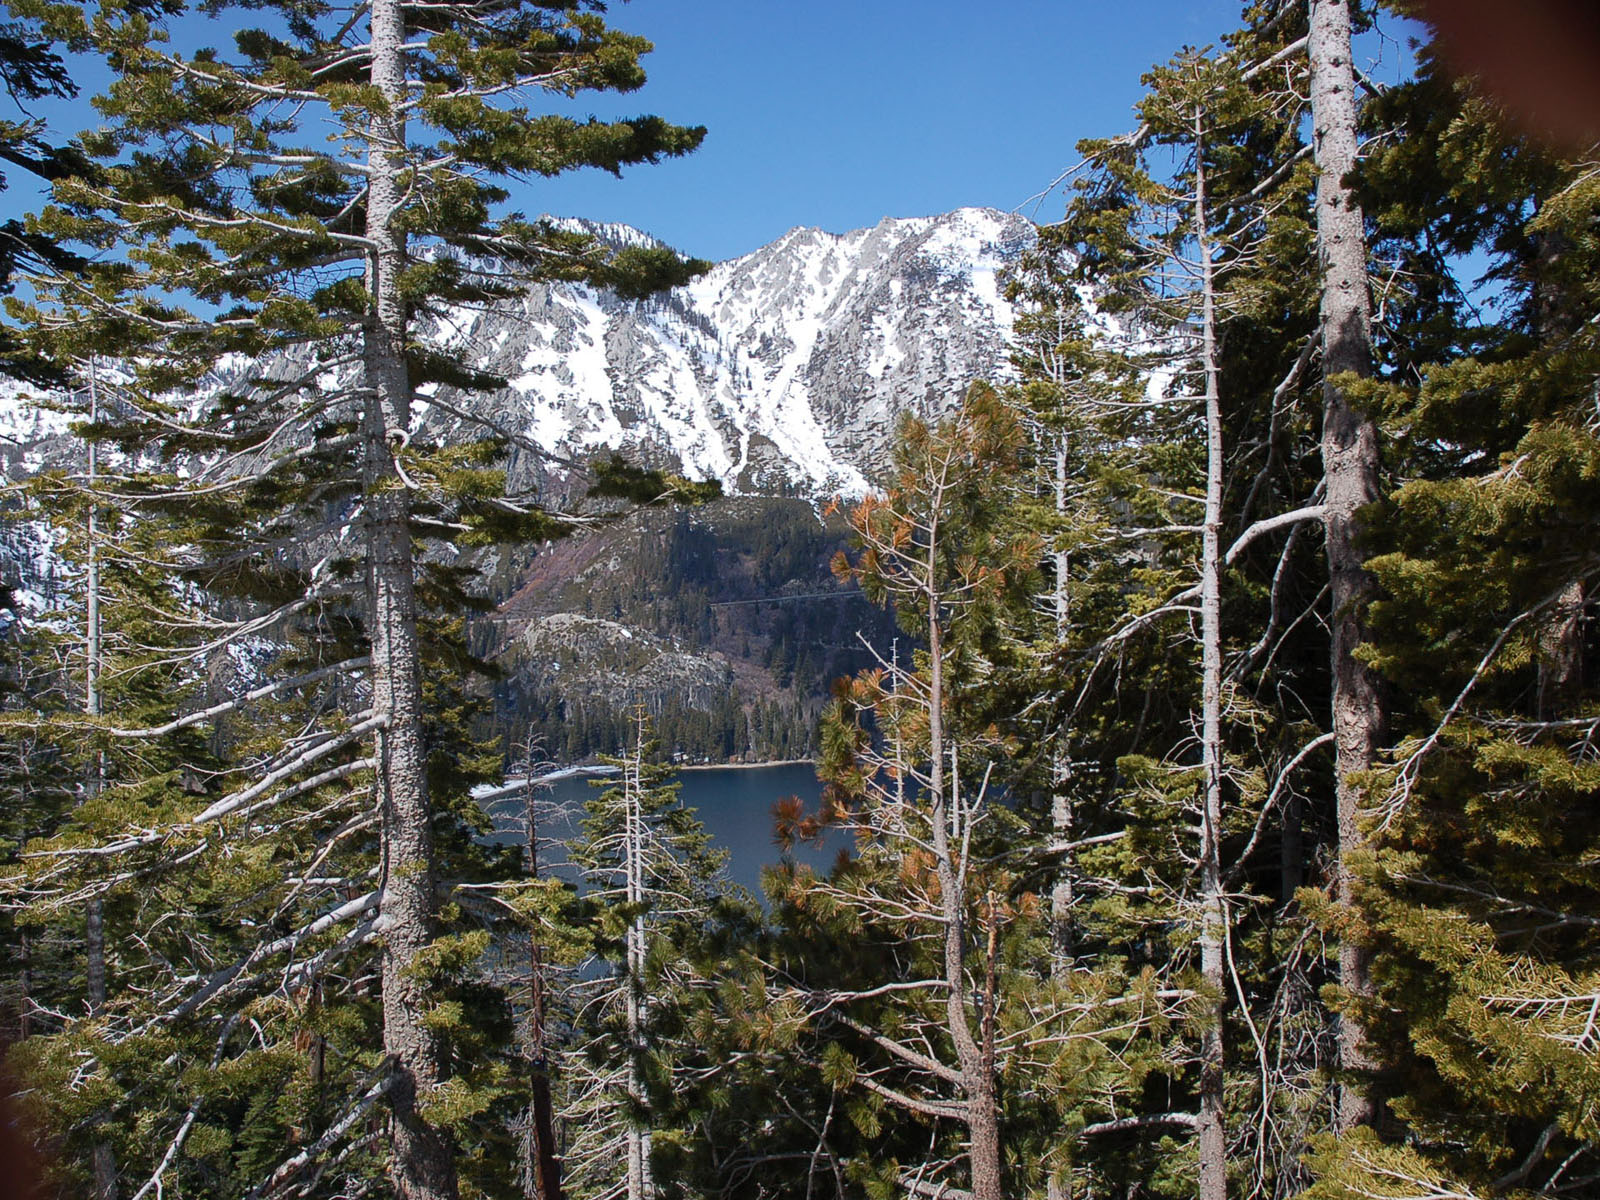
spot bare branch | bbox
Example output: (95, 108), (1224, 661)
(1081, 1112), (1198, 1136)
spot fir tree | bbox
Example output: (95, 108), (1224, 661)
(2, 0), (706, 1195)
(1302, 13), (1600, 1196)
(563, 710), (743, 1200)
(1007, 15), (1376, 1193)
(1307, 0), (1387, 1131)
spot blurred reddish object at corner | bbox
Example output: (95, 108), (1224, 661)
(0, 1076), (43, 1200)
(1415, 0), (1600, 147)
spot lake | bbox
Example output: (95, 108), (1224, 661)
(483, 761), (848, 899)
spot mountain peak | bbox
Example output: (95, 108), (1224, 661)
(540, 215), (666, 251)
(414, 208), (1036, 498)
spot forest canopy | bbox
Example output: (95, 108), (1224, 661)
(1, 3), (1597, 1200)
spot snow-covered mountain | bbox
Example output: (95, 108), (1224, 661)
(0, 208), (1036, 744)
(0, 207), (1032, 498)
(413, 206), (1032, 496)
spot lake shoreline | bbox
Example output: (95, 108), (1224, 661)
(474, 758), (817, 805)
(482, 761), (837, 897)
(675, 757), (815, 774)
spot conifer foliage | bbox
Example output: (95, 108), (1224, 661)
(1014, 26), (1342, 1197)
(1, 0), (705, 1197)
(564, 710), (747, 1200)
(1304, 18), (1600, 1198)
(0, 0), (95, 384)
(803, 384), (1036, 1200)
(999, 4), (1600, 1198)
(4, 2), (1600, 1199)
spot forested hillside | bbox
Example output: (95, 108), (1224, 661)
(487, 496), (899, 762)
(1, 2), (1597, 1200)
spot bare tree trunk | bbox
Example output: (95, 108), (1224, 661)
(925, 560), (1005, 1200)
(1308, 0), (1384, 1134)
(623, 722), (654, 1200)
(85, 363), (118, 1200)
(972, 893), (1005, 1200)
(365, 1), (456, 1194)
(1041, 316), (1077, 1200)
(1050, 436), (1076, 979)
(1193, 107), (1229, 1200)
(523, 758), (563, 1200)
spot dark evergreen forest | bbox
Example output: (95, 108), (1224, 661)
(0, 3), (1597, 1200)
(488, 497), (901, 764)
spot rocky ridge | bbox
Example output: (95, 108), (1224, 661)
(0, 209), (1034, 759)
(410, 205), (1031, 496)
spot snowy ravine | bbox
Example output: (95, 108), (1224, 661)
(412, 206), (1032, 496)
(0, 208), (1031, 499)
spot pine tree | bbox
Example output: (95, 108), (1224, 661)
(6, 466), (529, 1199)
(1307, 0), (1386, 1131)
(563, 710), (741, 1200)
(1009, 16), (1373, 1193)
(3, 0), (706, 1194)
(772, 385), (1049, 1200)
(1300, 14), (1600, 1196)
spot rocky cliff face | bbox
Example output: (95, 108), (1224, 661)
(410, 206), (1030, 496)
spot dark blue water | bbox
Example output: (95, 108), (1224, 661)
(485, 762), (848, 899)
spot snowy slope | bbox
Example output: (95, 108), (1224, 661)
(413, 206), (1033, 496)
(0, 378), (72, 475)
(0, 209), (1031, 500)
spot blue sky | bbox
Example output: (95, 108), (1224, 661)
(3, 2), (1421, 264)
(534, 0), (1259, 260)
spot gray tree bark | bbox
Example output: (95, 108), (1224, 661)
(1193, 108), (1229, 1200)
(365, 0), (457, 1193)
(523, 757), (563, 1200)
(925, 552), (1005, 1200)
(85, 364), (118, 1200)
(623, 728), (654, 1200)
(1308, 0), (1384, 1134)
(1050, 436), (1076, 980)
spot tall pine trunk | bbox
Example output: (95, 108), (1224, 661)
(1050, 435), (1076, 980)
(365, 0), (456, 1193)
(1193, 107), (1229, 1200)
(1047, 437), (1072, 1200)
(623, 729), (654, 1200)
(926, 577), (1005, 1200)
(1308, 0), (1383, 1133)
(85, 365), (117, 1200)
(523, 762), (563, 1200)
